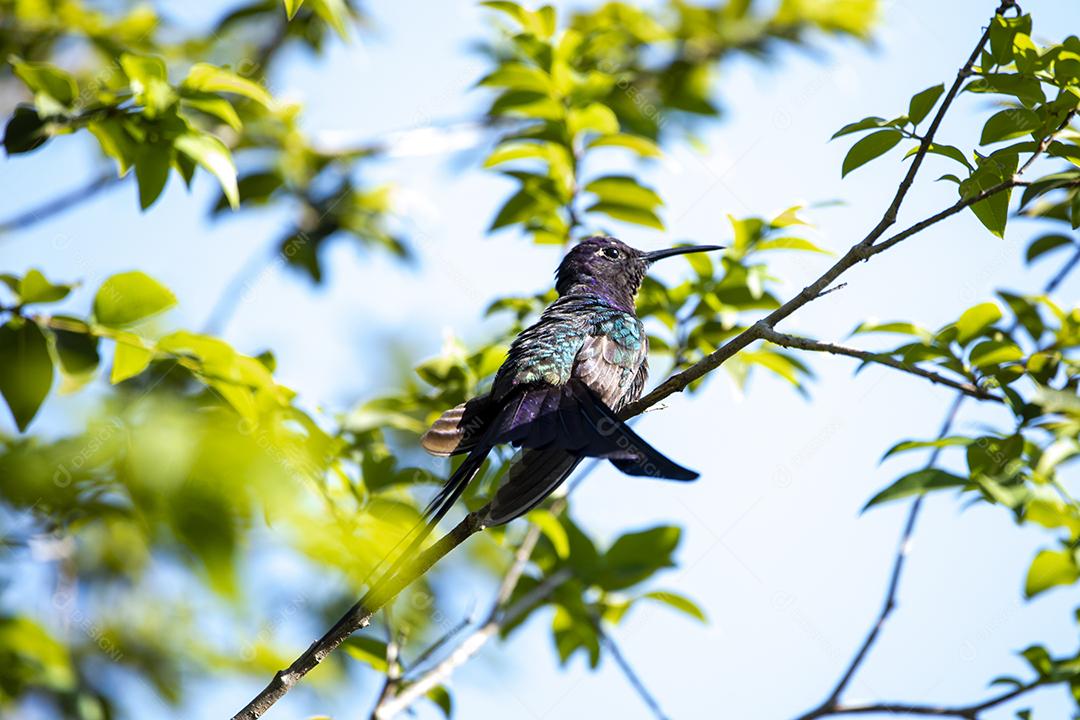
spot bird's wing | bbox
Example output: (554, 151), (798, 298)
(572, 320), (647, 408)
(484, 447), (581, 526)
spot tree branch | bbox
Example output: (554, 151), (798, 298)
(597, 624), (671, 720)
(757, 328), (1001, 402)
(0, 172), (121, 236)
(373, 567), (573, 719)
(231, 510), (486, 720)
(813, 680), (1044, 719)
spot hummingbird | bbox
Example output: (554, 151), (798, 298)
(412, 235), (723, 541)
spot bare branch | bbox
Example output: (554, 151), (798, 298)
(597, 626), (671, 720)
(807, 680), (1043, 719)
(758, 328), (1001, 402)
(0, 172), (121, 236)
(374, 567), (573, 719)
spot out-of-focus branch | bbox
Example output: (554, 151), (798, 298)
(373, 567), (573, 720)
(597, 624), (671, 720)
(0, 172), (122, 236)
(758, 328), (1001, 402)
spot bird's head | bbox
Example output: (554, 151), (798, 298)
(555, 235), (723, 310)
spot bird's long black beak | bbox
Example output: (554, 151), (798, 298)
(643, 244), (724, 263)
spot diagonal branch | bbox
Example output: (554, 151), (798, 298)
(596, 624), (671, 720)
(0, 171), (122, 236)
(757, 328), (1002, 402)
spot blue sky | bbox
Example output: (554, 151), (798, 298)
(3, 1), (1080, 718)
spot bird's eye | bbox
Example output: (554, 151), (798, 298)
(602, 247), (620, 259)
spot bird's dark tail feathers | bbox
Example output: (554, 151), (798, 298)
(482, 380), (698, 525)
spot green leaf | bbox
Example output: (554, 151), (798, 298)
(587, 133), (662, 158)
(425, 685), (453, 718)
(584, 201), (663, 229)
(830, 116), (890, 140)
(954, 302), (1002, 345)
(0, 320), (53, 431)
(961, 153), (1018, 238)
(18, 269), (71, 305)
(1026, 234), (1074, 264)
(174, 132), (239, 209)
(11, 59), (77, 107)
(110, 335), (154, 383)
(1025, 548), (1079, 598)
(120, 54), (174, 113)
(134, 144), (171, 210)
(980, 108), (1040, 145)
(283, 0), (305, 19)
(641, 590), (706, 623)
(851, 321), (931, 340)
(3, 105), (49, 155)
(754, 237), (830, 254)
(841, 130), (902, 177)
(903, 143), (973, 171)
(969, 339), (1022, 368)
(52, 320), (100, 376)
(584, 175), (662, 209)
(881, 436), (972, 461)
(568, 104), (619, 136)
(181, 95), (242, 132)
(341, 635), (388, 672)
(601, 525), (680, 590)
(88, 119), (134, 175)
(908, 84), (944, 125)
(864, 468), (969, 509)
(93, 271), (177, 328)
(965, 73), (1046, 107)
(182, 64), (274, 108)
(483, 141), (548, 168)
(527, 509), (569, 559)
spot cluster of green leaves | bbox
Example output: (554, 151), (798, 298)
(641, 207), (827, 394)
(509, 516), (704, 667)
(6, 56), (266, 209)
(2, 0), (399, 283)
(480, 0), (878, 243)
(834, 13), (1080, 237)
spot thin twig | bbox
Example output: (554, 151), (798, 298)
(369, 612), (403, 718)
(818, 680), (1043, 718)
(0, 172), (121, 236)
(597, 626), (671, 720)
(374, 567), (574, 719)
(758, 328), (1001, 402)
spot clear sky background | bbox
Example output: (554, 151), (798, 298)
(3, 1), (1080, 718)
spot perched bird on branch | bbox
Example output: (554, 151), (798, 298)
(414, 235), (721, 539)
